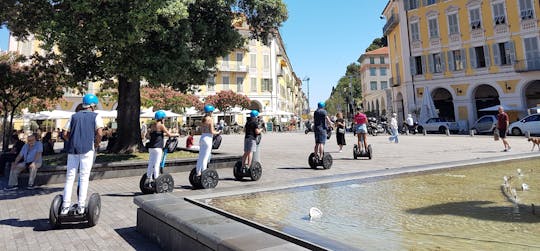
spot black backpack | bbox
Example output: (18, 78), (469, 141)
(212, 134), (222, 149)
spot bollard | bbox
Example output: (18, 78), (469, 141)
(406, 130), (409, 136)
(422, 128), (427, 136)
(526, 131), (531, 138)
(445, 128), (450, 136)
(469, 129), (475, 137)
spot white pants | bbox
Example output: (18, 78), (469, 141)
(62, 151), (94, 208)
(147, 148), (163, 179)
(196, 133), (213, 175)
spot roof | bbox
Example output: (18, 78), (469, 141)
(364, 47), (389, 55)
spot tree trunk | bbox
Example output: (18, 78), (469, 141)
(112, 76), (142, 153)
(1, 112), (9, 152)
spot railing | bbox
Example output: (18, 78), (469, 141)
(390, 76), (401, 87)
(219, 63), (247, 72)
(514, 58), (540, 72)
(383, 13), (399, 36)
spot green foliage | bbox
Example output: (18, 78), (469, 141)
(365, 36), (388, 52)
(325, 63), (362, 117)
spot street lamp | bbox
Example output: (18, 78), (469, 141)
(302, 77), (310, 111)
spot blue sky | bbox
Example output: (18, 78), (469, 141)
(0, 1), (388, 109)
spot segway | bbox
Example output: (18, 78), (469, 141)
(308, 152), (333, 169)
(139, 137), (178, 194)
(353, 143), (372, 159)
(189, 134), (221, 189)
(233, 134), (263, 181)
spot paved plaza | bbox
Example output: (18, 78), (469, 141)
(0, 132), (538, 250)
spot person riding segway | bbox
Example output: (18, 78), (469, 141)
(308, 102), (334, 169)
(49, 94), (103, 228)
(189, 104), (221, 189)
(139, 110), (179, 194)
(353, 107), (372, 159)
(234, 110), (263, 181)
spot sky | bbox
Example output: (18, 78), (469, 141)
(0, 1), (388, 109)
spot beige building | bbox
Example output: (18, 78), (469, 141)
(358, 47), (393, 116)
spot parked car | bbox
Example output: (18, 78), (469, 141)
(418, 118), (460, 134)
(471, 115), (497, 134)
(509, 113), (540, 136)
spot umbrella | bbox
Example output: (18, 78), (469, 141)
(94, 110), (117, 118)
(418, 87), (438, 124)
(39, 110), (74, 119)
(478, 104), (520, 112)
(163, 110), (181, 117)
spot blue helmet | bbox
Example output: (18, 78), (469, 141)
(155, 110), (166, 120)
(204, 104), (215, 113)
(250, 110), (259, 117)
(82, 94), (99, 107)
(317, 101), (325, 109)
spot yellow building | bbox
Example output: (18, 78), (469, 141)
(383, 0), (540, 128)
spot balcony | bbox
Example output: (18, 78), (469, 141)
(391, 76), (401, 87)
(514, 58), (540, 72)
(219, 63), (248, 73)
(383, 14), (399, 36)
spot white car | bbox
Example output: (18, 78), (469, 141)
(471, 115), (497, 134)
(509, 114), (540, 136)
(418, 118), (460, 134)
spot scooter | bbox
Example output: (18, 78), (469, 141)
(139, 137), (178, 194)
(189, 134), (221, 189)
(233, 134), (263, 181)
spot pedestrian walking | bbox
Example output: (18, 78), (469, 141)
(335, 112), (346, 152)
(496, 106), (511, 152)
(388, 113), (399, 143)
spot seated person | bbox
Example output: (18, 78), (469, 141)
(42, 132), (55, 155)
(5, 134), (43, 190)
(186, 130), (199, 151)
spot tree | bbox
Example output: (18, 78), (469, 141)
(365, 36), (388, 52)
(324, 63), (362, 118)
(204, 90), (251, 114)
(140, 86), (202, 113)
(2, 0), (288, 153)
(0, 52), (71, 151)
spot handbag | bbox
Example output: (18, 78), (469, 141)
(493, 129), (500, 141)
(337, 128), (345, 134)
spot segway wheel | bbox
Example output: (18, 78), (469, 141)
(308, 153), (317, 169)
(322, 153), (333, 169)
(250, 162), (262, 181)
(200, 169), (219, 189)
(87, 193), (101, 227)
(155, 173), (174, 193)
(189, 168), (202, 189)
(367, 144), (373, 160)
(353, 145), (358, 160)
(49, 194), (63, 229)
(233, 161), (244, 181)
(139, 173), (155, 194)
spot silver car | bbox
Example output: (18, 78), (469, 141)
(471, 115), (497, 134)
(509, 113), (540, 136)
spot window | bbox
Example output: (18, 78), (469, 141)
(236, 53), (243, 63)
(370, 67), (377, 76)
(519, 0), (534, 20)
(448, 13), (459, 34)
(236, 77), (244, 92)
(222, 76), (230, 90)
(432, 53), (442, 73)
(370, 81), (378, 91)
(451, 50), (464, 71)
(493, 42), (512, 66)
(470, 8), (481, 29)
(410, 22), (420, 41)
(414, 56), (423, 75)
(250, 54), (257, 68)
(406, 0), (419, 10)
(475, 46), (487, 68)
(380, 56), (385, 64)
(425, 0), (436, 6)
(380, 67), (387, 76)
(524, 37), (540, 68)
(381, 81), (388, 89)
(370, 57), (375, 64)
(263, 55), (270, 70)
(222, 55), (229, 66)
(261, 78), (272, 92)
(492, 3), (506, 25)
(207, 77), (215, 91)
(428, 18), (439, 38)
(250, 78), (257, 92)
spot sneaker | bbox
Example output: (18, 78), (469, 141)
(4, 186), (18, 191)
(60, 207), (70, 215)
(338, 150), (343, 153)
(144, 178), (152, 187)
(507, 147), (512, 152)
(76, 206), (85, 215)
(27, 184), (37, 190)
(503, 149), (508, 152)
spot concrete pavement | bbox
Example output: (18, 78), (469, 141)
(0, 132), (538, 250)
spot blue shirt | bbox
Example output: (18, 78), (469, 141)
(313, 109), (328, 131)
(67, 110), (102, 154)
(20, 141), (43, 164)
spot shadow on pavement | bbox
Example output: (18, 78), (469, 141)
(115, 227), (161, 251)
(102, 192), (143, 197)
(0, 218), (90, 231)
(277, 166), (318, 170)
(406, 200), (540, 223)
(0, 187), (63, 201)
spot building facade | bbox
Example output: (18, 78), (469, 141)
(383, 0), (540, 128)
(358, 47), (393, 116)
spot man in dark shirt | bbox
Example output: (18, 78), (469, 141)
(243, 110), (261, 169)
(313, 102), (334, 160)
(496, 106), (511, 152)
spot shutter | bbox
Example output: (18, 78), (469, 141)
(447, 51), (455, 71)
(441, 52), (446, 73)
(508, 40), (516, 64)
(428, 54), (434, 73)
(469, 47), (477, 68)
(492, 44), (501, 65)
(484, 45), (491, 67)
(423, 0), (427, 7)
(404, 0), (410, 10)
(461, 49), (466, 70)
(410, 57), (417, 75)
(422, 55), (427, 74)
